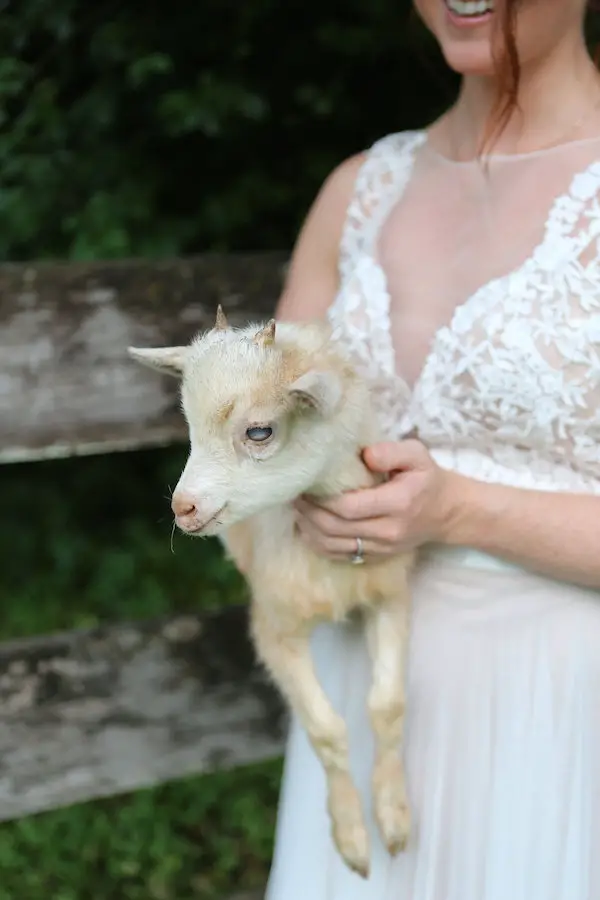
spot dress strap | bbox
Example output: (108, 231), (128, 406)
(338, 130), (426, 283)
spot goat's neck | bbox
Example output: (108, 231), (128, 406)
(308, 444), (382, 499)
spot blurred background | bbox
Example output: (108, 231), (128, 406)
(0, 0), (516, 897)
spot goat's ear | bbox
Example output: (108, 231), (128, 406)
(128, 346), (188, 377)
(288, 370), (342, 416)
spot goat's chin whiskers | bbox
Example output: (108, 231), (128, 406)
(170, 521), (176, 554)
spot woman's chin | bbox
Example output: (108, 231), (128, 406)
(439, 42), (496, 77)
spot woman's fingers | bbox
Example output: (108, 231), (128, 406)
(295, 497), (387, 541)
(295, 517), (390, 560)
(295, 498), (406, 546)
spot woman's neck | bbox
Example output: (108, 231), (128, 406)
(442, 37), (600, 159)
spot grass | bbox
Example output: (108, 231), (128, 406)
(0, 763), (281, 900)
(0, 447), (281, 898)
(0, 762), (281, 900)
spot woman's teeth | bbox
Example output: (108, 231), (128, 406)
(446, 0), (494, 16)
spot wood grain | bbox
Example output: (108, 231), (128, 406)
(0, 254), (286, 463)
(0, 605), (287, 821)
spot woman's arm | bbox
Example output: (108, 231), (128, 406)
(294, 441), (600, 590)
(446, 473), (600, 589)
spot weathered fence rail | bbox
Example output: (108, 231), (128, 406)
(0, 606), (286, 822)
(1, 253), (286, 463)
(1, 253), (290, 897)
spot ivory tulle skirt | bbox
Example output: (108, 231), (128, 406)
(265, 546), (600, 900)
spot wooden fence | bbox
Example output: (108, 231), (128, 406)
(1, 255), (290, 896)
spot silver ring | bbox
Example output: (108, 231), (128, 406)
(350, 536), (365, 566)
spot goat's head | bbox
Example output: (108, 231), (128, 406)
(129, 308), (356, 536)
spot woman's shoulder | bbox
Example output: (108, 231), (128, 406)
(365, 129), (427, 158)
(335, 130), (425, 187)
(276, 130), (426, 321)
(319, 130), (425, 230)
(325, 130), (425, 194)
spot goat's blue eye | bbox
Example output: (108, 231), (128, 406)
(246, 426), (273, 442)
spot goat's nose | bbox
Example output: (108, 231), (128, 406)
(171, 492), (196, 519)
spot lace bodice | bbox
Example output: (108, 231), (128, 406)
(327, 131), (600, 494)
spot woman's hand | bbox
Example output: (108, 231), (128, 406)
(294, 440), (460, 562)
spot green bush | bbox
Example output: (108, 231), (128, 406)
(0, 0), (453, 262)
(0, 761), (281, 900)
(0, 448), (247, 638)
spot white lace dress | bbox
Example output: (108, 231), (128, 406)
(265, 131), (600, 900)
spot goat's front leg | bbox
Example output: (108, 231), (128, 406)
(365, 590), (411, 855)
(251, 607), (371, 878)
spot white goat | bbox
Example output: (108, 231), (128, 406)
(129, 308), (414, 878)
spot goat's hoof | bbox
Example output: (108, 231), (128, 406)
(374, 760), (411, 855)
(329, 773), (370, 878)
(332, 821), (370, 879)
(380, 801), (410, 856)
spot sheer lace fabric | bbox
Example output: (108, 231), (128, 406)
(329, 132), (600, 493)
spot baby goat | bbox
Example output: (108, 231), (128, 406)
(129, 308), (414, 878)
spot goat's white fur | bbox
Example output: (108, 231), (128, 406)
(129, 310), (414, 877)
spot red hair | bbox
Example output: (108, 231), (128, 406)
(483, 0), (521, 152)
(485, 0), (598, 151)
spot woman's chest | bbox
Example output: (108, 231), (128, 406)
(329, 249), (600, 471)
(375, 162), (562, 388)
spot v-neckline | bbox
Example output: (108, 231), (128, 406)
(363, 132), (600, 398)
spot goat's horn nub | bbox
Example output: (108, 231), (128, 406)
(214, 305), (229, 331)
(254, 319), (276, 347)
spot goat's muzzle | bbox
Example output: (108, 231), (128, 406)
(171, 492), (227, 534)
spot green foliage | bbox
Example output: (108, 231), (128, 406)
(0, 448), (247, 638)
(0, 761), (281, 899)
(0, 0), (452, 262)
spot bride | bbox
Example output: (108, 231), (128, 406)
(257, 1), (600, 898)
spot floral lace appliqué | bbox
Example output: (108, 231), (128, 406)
(327, 132), (600, 494)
